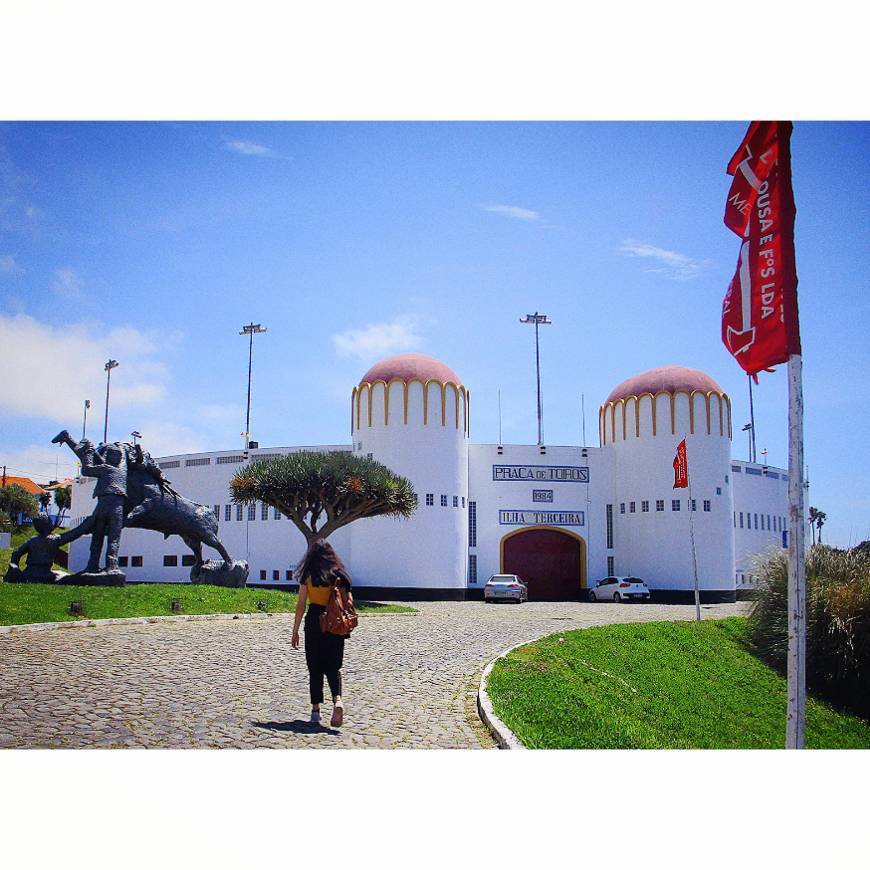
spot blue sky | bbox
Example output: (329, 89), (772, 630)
(1, 121), (867, 546)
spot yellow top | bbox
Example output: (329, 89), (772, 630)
(303, 580), (331, 607)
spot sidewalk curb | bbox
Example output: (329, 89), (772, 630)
(477, 638), (540, 750)
(0, 611), (285, 634)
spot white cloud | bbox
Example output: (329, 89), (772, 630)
(0, 313), (168, 422)
(0, 443), (79, 484)
(0, 254), (20, 273)
(619, 240), (713, 281)
(483, 204), (542, 222)
(52, 267), (81, 295)
(130, 420), (207, 459)
(223, 139), (274, 157)
(332, 316), (423, 362)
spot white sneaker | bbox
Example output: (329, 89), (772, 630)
(310, 708), (321, 724)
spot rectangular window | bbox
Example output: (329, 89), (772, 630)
(213, 505), (220, 519)
(259, 569), (267, 581)
(672, 499), (681, 511)
(118, 556), (128, 567)
(159, 460), (181, 469)
(461, 496), (465, 509)
(733, 512), (736, 527)
(731, 464), (742, 472)
(182, 554), (195, 567)
(691, 499), (697, 511)
(703, 500), (711, 512)
(739, 512), (744, 528)
(185, 457), (211, 467)
(754, 513), (758, 529)
(746, 467), (762, 476)
(236, 504), (243, 521)
(248, 504), (256, 521)
(620, 503), (626, 514)
(468, 554), (477, 583)
(216, 455), (245, 464)
(426, 493), (434, 506)
(607, 556), (615, 576)
(163, 555), (178, 567)
(606, 504), (614, 548)
(225, 504), (232, 522)
(261, 503), (269, 521)
(131, 556), (143, 567)
(274, 507), (281, 520)
(766, 514), (771, 530)
(629, 501), (636, 513)
(468, 501), (477, 547)
(285, 569), (293, 581)
(452, 495), (458, 508)
(656, 499), (664, 512)
(641, 500), (649, 512)
(441, 495), (448, 507)
(273, 570), (280, 581)
(716, 487), (722, 495)
(367, 453), (373, 460)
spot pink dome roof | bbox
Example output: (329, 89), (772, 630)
(605, 365), (722, 404)
(359, 353), (462, 386)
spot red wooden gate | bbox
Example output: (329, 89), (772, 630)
(501, 528), (584, 601)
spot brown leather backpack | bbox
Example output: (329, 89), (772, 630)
(319, 582), (359, 636)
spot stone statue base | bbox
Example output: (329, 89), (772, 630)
(3, 566), (61, 584)
(60, 570), (127, 587)
(191, 559), (249, 588)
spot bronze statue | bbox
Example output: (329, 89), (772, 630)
(5, 515), (81, 584)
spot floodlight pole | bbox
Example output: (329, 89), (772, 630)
(103, 360), (118, 444)
(82, 399), (91, 441)
(519, 312), (551, 446)
(240, 322), (267, 448)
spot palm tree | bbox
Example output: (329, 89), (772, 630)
(230, 450), (417, 546)
(808, 506), (828, 546)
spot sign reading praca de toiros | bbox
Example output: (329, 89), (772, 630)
(492, 464), (589, 482)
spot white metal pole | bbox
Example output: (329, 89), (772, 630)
(686, 440), (701, 622)
(498, 389), (502, 446)
(786, 353), (806, 749)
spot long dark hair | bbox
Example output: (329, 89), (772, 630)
(297, 539), (351, 588)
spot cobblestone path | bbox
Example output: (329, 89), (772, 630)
(0, 600), (747, 749)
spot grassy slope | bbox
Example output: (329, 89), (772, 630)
(486, 617), (870, 749)
(0, 582), (414, 625)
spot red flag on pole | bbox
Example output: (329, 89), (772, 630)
(673, 439), (688, 489)
(721, 121), (800, 375)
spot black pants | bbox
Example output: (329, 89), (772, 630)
(304, 604), (344, 705)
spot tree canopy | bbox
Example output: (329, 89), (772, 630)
(230, 451), (417, 544)
(0, 484), (39, 530)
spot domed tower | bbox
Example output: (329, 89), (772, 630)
(349, 353), (469, 597)
(598, 366), (736, 601)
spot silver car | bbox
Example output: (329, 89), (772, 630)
(588, 576), (650, 602)
(484, 574), (528, 603)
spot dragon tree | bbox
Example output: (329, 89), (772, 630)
(230, 450), (417, 546)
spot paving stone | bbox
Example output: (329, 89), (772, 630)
(0, 601), (746, 749)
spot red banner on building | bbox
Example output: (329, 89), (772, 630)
(673, 439), (688, 489)
(721, 121), (800, 375)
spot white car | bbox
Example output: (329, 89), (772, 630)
(588, 576), (650, 603)
(484, 574), (528, 603)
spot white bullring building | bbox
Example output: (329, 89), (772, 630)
(69, 354), (790, 601)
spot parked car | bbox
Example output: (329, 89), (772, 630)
(588, 576), (650, 602)
(484, 574), (528, 603)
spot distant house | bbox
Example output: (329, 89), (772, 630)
(0, 474), (47, 498)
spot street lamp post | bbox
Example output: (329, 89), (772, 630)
(519, 312), (551, 446)
(131, 430), (142, 446)
(103, 360), (119, 444)
(82, 399), (91, 441)
(239, 322), (267, 448)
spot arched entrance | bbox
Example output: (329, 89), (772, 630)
(500, 526), (586, 601)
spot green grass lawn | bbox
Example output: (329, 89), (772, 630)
(486, 617), (870, 749)
(0, 581), (415, 625)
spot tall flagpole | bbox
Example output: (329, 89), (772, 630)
(686, 440), (701, 622)
(786, 354), (806, 748)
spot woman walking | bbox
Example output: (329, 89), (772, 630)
(291, 539), (350, 727)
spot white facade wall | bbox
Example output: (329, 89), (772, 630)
(601, 390), (735, 594)
(348, 379), (469, 590)
(467, 443), (607, 590)
(730, 460), (790, 589)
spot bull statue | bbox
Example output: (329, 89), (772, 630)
(52, 430), (249, 587)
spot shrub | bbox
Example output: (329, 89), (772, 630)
(747, 545), (870, 718)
